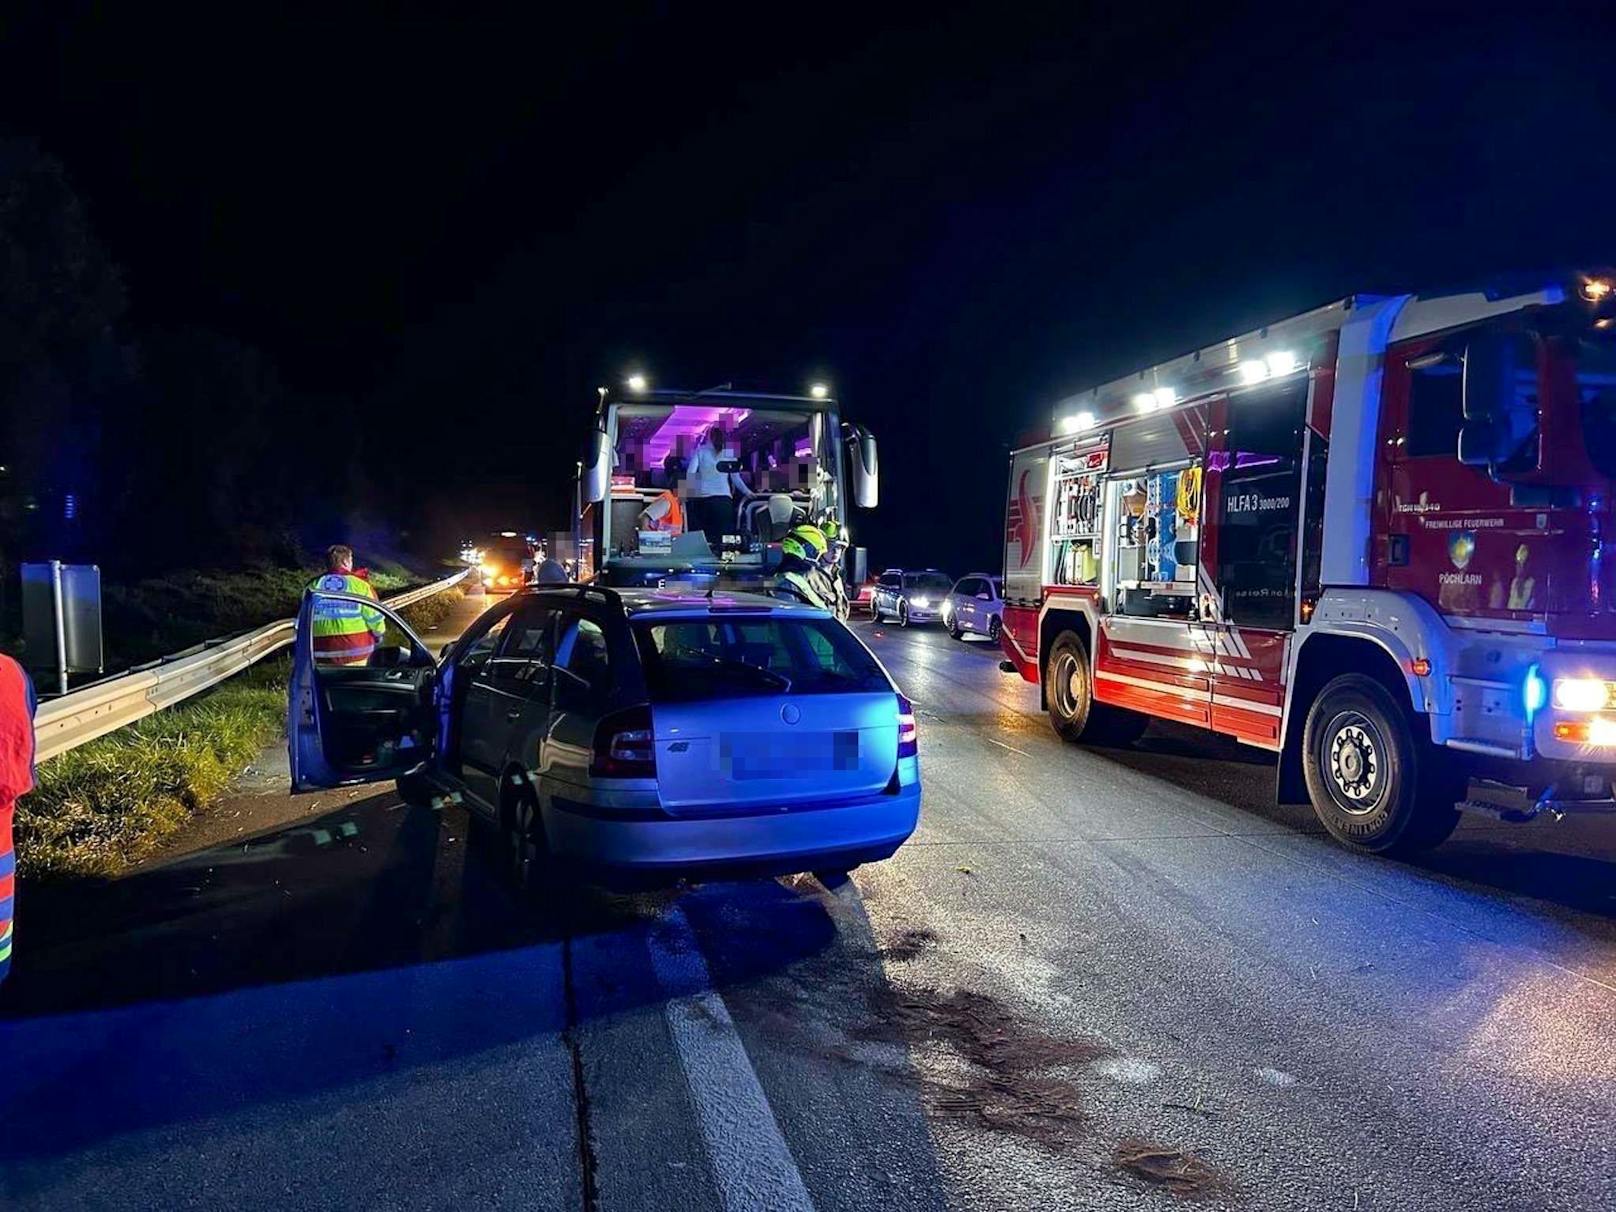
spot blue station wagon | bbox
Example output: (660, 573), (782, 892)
(289, 585), (922, 889)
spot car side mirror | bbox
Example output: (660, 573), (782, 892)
(584, 428), (613, 504)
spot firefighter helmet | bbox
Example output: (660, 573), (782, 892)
(780, 523), (829, 562)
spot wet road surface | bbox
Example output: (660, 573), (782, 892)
(4, 619), (1616, 1209)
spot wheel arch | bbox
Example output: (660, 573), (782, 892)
(1039, 605), (1096, 714)
(1277, 630), (1425, 803)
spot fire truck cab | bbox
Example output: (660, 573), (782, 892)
(1001, 273), (1616, 853)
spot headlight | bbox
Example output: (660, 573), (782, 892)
(1551, 677), (1615, 712)
(912, 596), (930, 607)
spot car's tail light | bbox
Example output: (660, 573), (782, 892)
(897, 693), (918, 758)
(591, 705), (657, 778)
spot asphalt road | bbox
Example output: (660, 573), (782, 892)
(5, 613), (1616, 1210)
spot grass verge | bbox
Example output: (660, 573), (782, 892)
(394, 586), (465, 638)
(17, 656), (290, 880)
(102, 563), (417, 668)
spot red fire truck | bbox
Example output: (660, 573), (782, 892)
(1000, 273), (1616, 853)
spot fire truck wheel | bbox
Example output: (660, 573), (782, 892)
(1302, 674), (1462, 854)
(1045, 632), (1144, 745)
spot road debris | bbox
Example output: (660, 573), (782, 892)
(857, 985), (1111, 1152)
(880, 927), (937, 961)
(1113, 1138), (1225, 1197)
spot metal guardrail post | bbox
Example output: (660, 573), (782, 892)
(31, 567), (469, 763)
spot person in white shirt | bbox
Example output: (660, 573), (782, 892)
(687, 426), (751, 550)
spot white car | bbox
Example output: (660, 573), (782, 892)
(869, 569), (953, 627)
(942, 574), (1004, 642)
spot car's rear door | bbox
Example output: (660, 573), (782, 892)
(543, 607), (617, 790)
(492, 601), (562, 788)
(458, 604), (562, 808)
(956, 577), (981, 630)
(288, 589), (438, 791)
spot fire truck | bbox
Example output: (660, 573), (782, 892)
(999, 272), (1616, 853)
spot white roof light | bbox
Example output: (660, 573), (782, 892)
(1153, 387), (1177, 409)
(1238, 360), (1270, 385)
(809, 382), (830, 399)
(1059, 410), (1097, 434)
(1132, 391), (1160, 412)
(626, 373), (649, 392)
(1264, 350), (1299, 377)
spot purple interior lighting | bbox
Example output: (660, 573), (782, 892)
(642, 405), (753, 466)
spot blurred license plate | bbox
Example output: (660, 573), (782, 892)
(720, 732), (859, 778)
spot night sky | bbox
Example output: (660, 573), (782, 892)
(4, 4), (1614, 572)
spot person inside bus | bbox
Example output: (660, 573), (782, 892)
(687, 425), (752, 551)
(639, 452), (687, 535)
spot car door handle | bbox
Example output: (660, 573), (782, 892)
(506, 707), (523, 721)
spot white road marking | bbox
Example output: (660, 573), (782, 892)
(1097, 1056), (1161, 1085)
(1253, 1066), (1297, 1087)
(647, 906), (816, 1212)
(985, 737), (1032, 757)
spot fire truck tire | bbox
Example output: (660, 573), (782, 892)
(1302, 674), (1462, 854)
(1045, 632), (1146, 745)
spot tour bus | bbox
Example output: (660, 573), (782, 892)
(1000, 273), (1616, 853)
(575, 385), (878, 590)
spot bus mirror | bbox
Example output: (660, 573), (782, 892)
(851, 432), (879, 508)
(584, 429), (612, 503)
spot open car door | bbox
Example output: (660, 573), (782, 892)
(288, 588), (440, 791)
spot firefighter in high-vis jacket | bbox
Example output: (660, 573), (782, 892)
(0, 652), (37, 988)
(308, 544), (387, 665)
(773, 524), (836, 610)
(818, 518), (852, 621)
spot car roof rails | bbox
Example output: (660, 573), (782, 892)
(528, 582), (622, 607)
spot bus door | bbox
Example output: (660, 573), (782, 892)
(1200, 379), (1311, 748)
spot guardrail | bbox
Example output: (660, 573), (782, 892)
(32, 569), (470, 763)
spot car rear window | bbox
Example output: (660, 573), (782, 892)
(632, 615), (890, 701)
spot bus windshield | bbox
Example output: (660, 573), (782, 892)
(607, 402), (842, 557)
